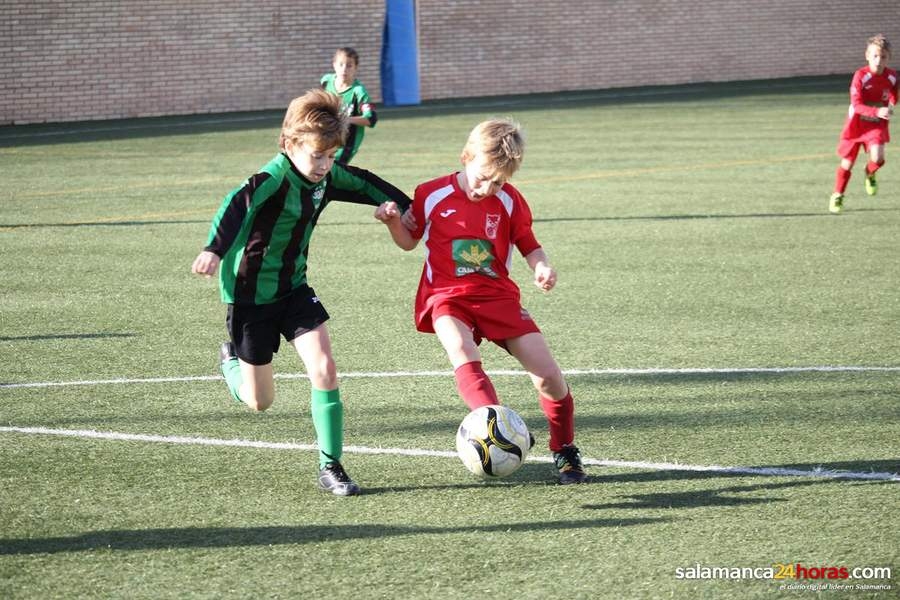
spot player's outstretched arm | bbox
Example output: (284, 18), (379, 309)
(375, 202), (418, 251)
(330, 164), (412, 211)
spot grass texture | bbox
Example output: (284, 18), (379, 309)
(0, 79), (898, 599)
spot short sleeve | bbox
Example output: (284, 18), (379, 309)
(507, 187), (541, 256)
(410, 185), (427, 240)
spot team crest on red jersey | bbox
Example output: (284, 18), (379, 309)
(485, 214), (501, 239)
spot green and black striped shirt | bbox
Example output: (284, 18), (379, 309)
(204, 153), (410, 305)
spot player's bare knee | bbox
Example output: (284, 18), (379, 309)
(531, 369), (566, 398)
(445, 338), (475, 358)
(239, 383), (275, 411)
(310, 358), (338, 390)
(244, 393), (274, 412)
(316, 373), (338, 390)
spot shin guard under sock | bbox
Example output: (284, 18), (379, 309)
(866, 159), (885, 176)
(834, 166), (852, 194)
(221, 359), (243, 403)
(311, 388), (343, 469)
(454, 361), (500, 410)
(540, 391), (575, 452)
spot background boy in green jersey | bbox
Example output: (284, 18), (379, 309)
(320, 47), (377, 164)
(191, 88), (411, 496)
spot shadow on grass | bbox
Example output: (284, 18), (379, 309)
(0, 515), (669, 555)
(589, 459), (900, 486)
(583, 478), (830, 511)
(362, 461), (574, 494)
(583, 460), (899, 511)
(0, 220), (208, 229)
(0, 333), (137, 342)
(0, 218), (371, 230)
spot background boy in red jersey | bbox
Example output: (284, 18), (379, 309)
(374, 118), (587, 484)
(830, 34), (897, 214)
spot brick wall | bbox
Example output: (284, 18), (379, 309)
(416, 0), (899, 99)
(2, 1), (898, 125)
(1, 0), (386, 124)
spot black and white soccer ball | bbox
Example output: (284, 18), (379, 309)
(455, 405), (531, 478)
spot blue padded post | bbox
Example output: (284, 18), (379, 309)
(381, 0), (421, 106)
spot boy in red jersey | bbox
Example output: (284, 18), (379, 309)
(830, 34), (897, 214)
(374, 118), (587, 484)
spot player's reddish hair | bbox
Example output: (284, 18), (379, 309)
(279, 88), (348, 151)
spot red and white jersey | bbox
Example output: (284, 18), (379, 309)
(840, 65), (898, 143)
(409, 173), (541, 305)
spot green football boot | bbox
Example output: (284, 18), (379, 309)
(865, 173), (877, 196)
(829, 193), (844, 214)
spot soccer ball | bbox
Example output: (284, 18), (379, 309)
(455, 405), (531, 478)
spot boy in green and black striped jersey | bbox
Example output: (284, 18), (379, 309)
(320, 47), (376, 164)
(191, 88), (411, 496)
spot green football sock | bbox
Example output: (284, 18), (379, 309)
(311, 387), (343, 469)
(220, 358), (243, 403)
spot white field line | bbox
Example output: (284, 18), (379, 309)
(1, 426), (897, 482)
(2, 365), (899, 390)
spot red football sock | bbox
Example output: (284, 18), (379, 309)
(866, 159), (885, 176)
(454, 361), (499, 410)
(540, 391), (575, 452)
(834, 166), (852, 194)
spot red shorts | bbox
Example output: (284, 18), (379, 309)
(837, 139), (883, 160)
(416, 293), (540, 345)
(837, 124), (890, 159)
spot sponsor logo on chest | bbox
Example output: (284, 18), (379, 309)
(452, 239), (498, 278)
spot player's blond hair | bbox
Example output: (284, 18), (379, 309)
(867, 34), (891, 55)
(460, 118), (525, 180)
(279, 88), (348, 151)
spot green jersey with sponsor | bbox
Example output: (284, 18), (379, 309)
(203, 153), (408, 305)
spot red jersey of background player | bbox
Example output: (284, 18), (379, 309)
(840, 65), (898, 146)
(408, 173), (542, 331)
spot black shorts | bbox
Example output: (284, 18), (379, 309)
(226, 284), (330, 366)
